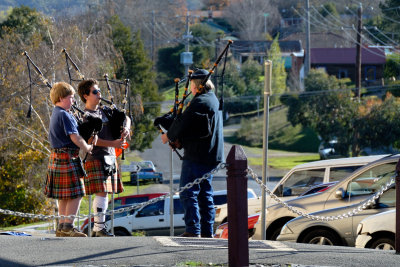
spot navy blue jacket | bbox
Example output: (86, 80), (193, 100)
(167, 91), (224, 165)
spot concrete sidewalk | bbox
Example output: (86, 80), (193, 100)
(0, 232), (399, 267)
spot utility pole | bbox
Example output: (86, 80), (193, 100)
(304, 0), (311, 77)
(180, 12), (193, 76)
(151, 10), (155, 67)
(356, 3), (362, 99)
(214, 38), (220, 96)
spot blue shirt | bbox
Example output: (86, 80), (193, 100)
(49, 106), (79, 149)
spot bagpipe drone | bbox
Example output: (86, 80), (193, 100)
(153, 40), (232, 159)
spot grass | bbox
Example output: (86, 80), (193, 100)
(249, 154), (321, 169)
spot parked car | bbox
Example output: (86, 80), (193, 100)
(253, 154), (397, 241)
(356, 209), (395, 250)
(214, 189), (258, 228)
(277, 186), (395, 246)
(214, 213), (260, 239)
(113, 192), (167, 207)
(215, 155), (386, 233)
(81, 193), (167, 234)
(267, 154), (386, 207)
(298, 181), (338, 197)
(130, 161), (163, 184)
(81, 190), (233, 236)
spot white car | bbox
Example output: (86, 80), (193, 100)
(356, 209), (395, 250)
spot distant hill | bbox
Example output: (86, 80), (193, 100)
(0, 0), (96, 16)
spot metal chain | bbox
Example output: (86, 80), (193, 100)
(247, 167), (395, 221)
(0, 163), (227, 221)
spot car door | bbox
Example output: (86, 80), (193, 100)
(324, 161), (396, 210)
(133, 199), (167, 230)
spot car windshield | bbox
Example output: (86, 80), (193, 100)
(346, 162), (396, 196)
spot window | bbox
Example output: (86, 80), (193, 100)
(125, 196), (149, 205)
(137, 200), (164, 217)
(173, 199), (185, 214)
(280, 169), (325, 197)
(338, 69), (348, 79)
(364, 66), (376, 82)
(346, 162), (395, 196)
(329, 166), (363, 182)
(213, 195), (227, 206)
(377, 187), (395, 208)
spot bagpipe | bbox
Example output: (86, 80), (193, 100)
(153, 40), (233, 158)
(62, 49), (133, 160)
(23, 51), (103, 144)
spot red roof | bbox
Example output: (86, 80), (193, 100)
(311, 47), (386, 64)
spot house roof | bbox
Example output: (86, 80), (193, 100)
(311, 47), (386, 64)
(281, 32), (354, 48)
(230, 40), (302, 54)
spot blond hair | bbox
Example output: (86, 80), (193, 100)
(50, 82), (75, 105)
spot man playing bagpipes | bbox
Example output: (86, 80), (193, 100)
(45, 82), (96, 237)
(77, 79), (131, 237)
(160, 69), (224, 238)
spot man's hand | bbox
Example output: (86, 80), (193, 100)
(161, 133), (169, 144)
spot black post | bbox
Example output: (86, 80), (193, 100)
(395, 159), (400, 254)
(226, 145), (249, 267)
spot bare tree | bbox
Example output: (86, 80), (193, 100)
(224, 0), (281, 40)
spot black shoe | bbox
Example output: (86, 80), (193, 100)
(201, 234), (213, 238)
(91, 228), (114, 237)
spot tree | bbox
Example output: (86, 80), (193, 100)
(268, 35), (287, 97)
(0, 5), (50, 40)
(108, 15), (161, 151)
(224, 0), (281, 40)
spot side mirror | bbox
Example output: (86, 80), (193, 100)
(275, 184), (283, 197)
(335, 188), (345, 199)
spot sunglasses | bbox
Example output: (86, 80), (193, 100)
(91, 89), (101, 95)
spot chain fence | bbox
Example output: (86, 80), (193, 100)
(0, 162), (396, 226)
(247, 167), (395, 221)
(0, 163), (227, 222)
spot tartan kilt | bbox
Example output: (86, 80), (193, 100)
(84, 159), (124, 195)
(45, 149), (86, 199)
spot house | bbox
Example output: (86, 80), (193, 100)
(310, 47), (386, 86)
(229, 40), (303, 67)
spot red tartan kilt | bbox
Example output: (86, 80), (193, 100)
(84, 159), (124, 195)
(45, 150), (86, 199)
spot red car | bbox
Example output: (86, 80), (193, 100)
(80, 192), (167, 234)
(214, 213), (260, 239)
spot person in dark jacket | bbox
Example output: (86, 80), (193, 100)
(161, 69), (224, 237)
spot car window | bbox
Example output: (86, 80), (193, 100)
(378, 187), (395, 208)
(346, 162), (396, 196)
(113, 199), (122, 207)
(279, 168), (325, 197)
(173, 198), (185, 214)
(213, 195), (227, 206)
(329, 165), (363, 182)
(137, 200), (164, 217)
(125, 196), (149, 205)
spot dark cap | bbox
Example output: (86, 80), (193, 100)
(190, 69), (209, 80)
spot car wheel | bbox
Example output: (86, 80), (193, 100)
(301, 229), (341, 246)
(269, 227), (283, 241)
(114, 229), (131, 236)
(370, 237), (395, 250)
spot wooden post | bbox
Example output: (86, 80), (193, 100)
(226, 145), (249, 267)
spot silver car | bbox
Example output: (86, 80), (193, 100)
(253, 154), (398, 240)
(277, 186), (395, 246)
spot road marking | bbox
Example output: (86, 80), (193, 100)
(154, 237), (297, 251)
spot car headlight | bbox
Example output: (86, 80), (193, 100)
(280, 224), (294, 235)
(356, 223), (363, 235)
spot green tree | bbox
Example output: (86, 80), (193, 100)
(241, 57), (263, 95)
(0, 5), (49, 40)
(109, 15), (161, 151)
(268, 35), (287, 98)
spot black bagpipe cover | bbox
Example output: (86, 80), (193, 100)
(78, 114), (103, 142)
(102, 106), (126, 140)
(154, 113), (175, 131)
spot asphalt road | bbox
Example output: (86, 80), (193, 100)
(1, 234), (399, 267)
